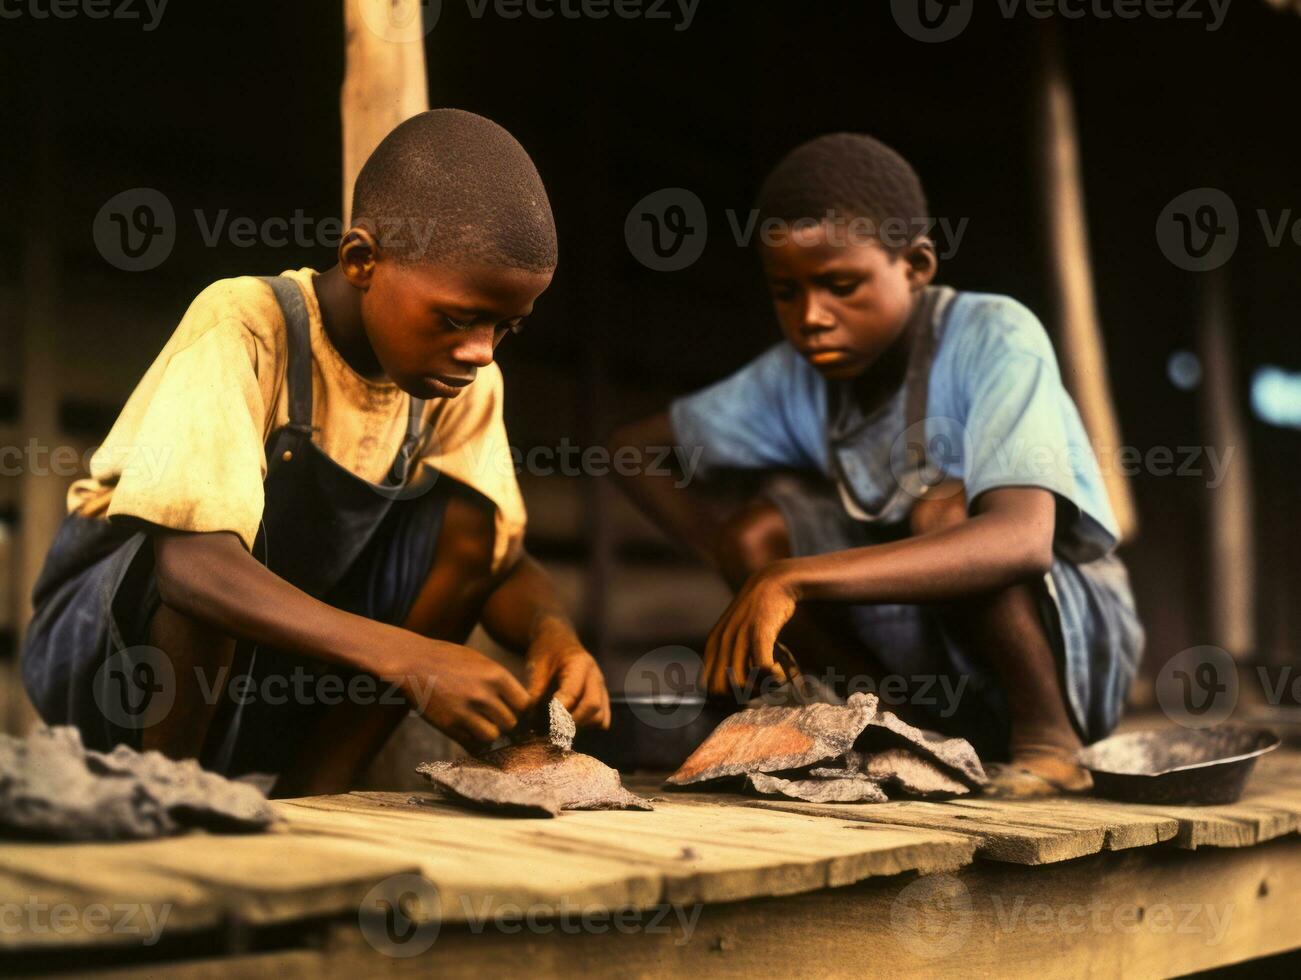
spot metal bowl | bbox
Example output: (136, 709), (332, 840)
(574, 695), (737, 773)
(1078, 726), (1280, 805)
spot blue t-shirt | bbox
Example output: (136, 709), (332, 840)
(669, 290), (1118, 563)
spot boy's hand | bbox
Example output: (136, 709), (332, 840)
(524, 619), (611, 729)
(387, 636), (531, 749)
(703, 563), (799, 697)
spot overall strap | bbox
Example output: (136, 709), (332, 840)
(387, 393), (428, 484)
(259, 276), (314, 436)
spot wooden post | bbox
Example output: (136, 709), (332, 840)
(9, 96), (60, 734)
(1197, 269), (1255, 660)
(341, 0), (430, 223)
(1032, 23), (1138, 542)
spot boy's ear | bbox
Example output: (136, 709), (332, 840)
(339, 226), (381, 287)
(904, 238), (939, 291)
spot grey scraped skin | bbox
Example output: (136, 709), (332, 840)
(416, 699), (651, 817)
(0, 727), (275, 840)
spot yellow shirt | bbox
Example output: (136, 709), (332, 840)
(68, 268), (526, 572)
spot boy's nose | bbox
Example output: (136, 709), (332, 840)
(453, 327), (496, 367)
(801, 298), (836, 332)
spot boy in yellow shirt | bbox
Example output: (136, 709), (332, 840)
(23, 109), (609, 795)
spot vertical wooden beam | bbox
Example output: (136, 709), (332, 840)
(9, 95), (60, 734)
(1196, 269), (1255, 659)
(1032, 23), (1138, 542)
(341, 0), (430, 223)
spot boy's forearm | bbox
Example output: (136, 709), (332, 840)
(776, 488), (1055, 605)
(608, 411), (722, 567)
(478, 553), (577, 652)
(151, 529), (445, 677)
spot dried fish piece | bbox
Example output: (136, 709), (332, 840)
(748, 771), (888, 804)
(856, 710), (987, 788)
(416, 700), (653, 817)
(667, 693), (879, 786)
(862, 748), (970, 799)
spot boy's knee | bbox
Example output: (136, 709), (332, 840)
(908, 481), (969, 538)
(717, 499), (792, 586)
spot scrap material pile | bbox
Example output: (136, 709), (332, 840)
(666, 692), (987, 803)
(417, 699), (654, 817)
(0, 726), (275, 840)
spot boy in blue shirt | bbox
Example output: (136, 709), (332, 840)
(613, 134), (1142, 795)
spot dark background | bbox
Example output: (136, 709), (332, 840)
(1, 0), (1298, 689)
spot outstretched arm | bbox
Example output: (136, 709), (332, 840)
(151, 529), (530, 746)
(702, 486), (1056, 694)
(607, 410), (728, 568)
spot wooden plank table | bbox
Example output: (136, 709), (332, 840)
(2, 752), (1299, 977)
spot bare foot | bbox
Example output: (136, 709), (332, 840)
(985, 744), (1092, 798)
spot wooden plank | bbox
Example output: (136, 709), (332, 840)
(274, 791), (976, 918)
(637, 750), (1301, 865)
(242, 835), (1299, 979)
(743, 797), (1106, 865)
(0, 830), (418, 950)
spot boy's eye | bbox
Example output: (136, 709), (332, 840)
(769, 286), (798, 303)
(827, 280), (860, 298)
(443, 314), (473, 332)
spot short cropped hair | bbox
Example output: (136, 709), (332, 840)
(756, 133), (929, 252)
(351, 109), (558, 271)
